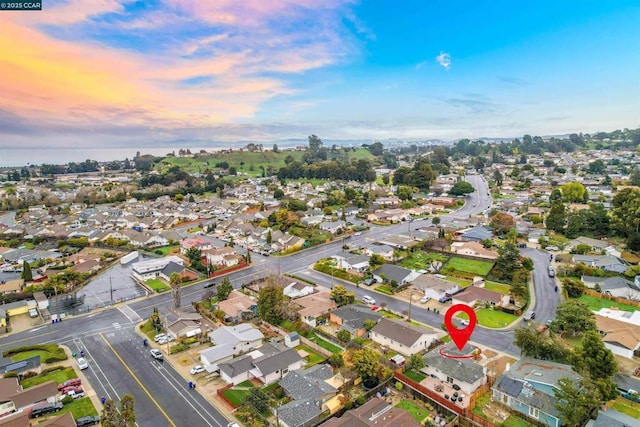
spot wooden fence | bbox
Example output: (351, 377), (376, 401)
(583, 288), (640, 308)
(216, 383), (239, 409)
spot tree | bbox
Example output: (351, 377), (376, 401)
(217, 277), (233, 301)
(266, 229), (272, 244)
(562, 278), (585, 298)
(587, 159), (606, 174)
(449, 181), (475, 196)
(337, 329), (351, 343)
(611, 188), (640, 241)
(560, 182), (586, 203)
(22, 261), (32, 282)
(272, 143), (279, 153)
(408, 354), (425, 371)
(170, 272), (182, 308)
(351, 348), (379, 378)
(565, 213), (584, 239)
(184, 247), (202, 264)
(510, 281), (527, 302)
(330, 285), (355, 307)
(492, 169), (503, 186)
(489, 212), (515, 235)
(368, 141), (384, 156)
(514, 327), (572, 362)
(363, 319), (377, 331)
(118, 394), (136, 427)
(492, 241), (524, 282)
(101, 399), (119, 427)
(432, 216), (441, 226)
(273, 189), (284, 199)
(553, 300), (596, 336)
(554, 377), (599, 427)
(328, 353), (344, 368)
(369, 254), (384, 269)
(257, 284), (286, 324)
(546, 201), (567, 233)
(574, 331), (617, 383)
(245, 387), (270, 415)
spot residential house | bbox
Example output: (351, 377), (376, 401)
(219, 355), (254, 385)
(361, 244), (394, 261)
(283, 281), (315, 299)
(131, 256), (184, 281)
(199, 324), (264, 367)
(450, 241), (499, 260)
(410, 275), (460, 301)
(321, 397), (421, 427)
(570, 236), (609, 251)
(329, 305), (382, 337)
(0, 379), (57, 418)
(0, 411), (29, 427)
(219, 343), (304, 386)
(421, 343), (487, 395)
(0, 280), (23, 295)
(180, 237), (214, 254)
(203, 247), (239, 267)
(457, 226), (493, 242)
(595, 315), (640, 359)
(372, 264), (418, 286)
(332, 252), (370, 274)
(370, 318), (438, 356)
(572, 255), (628, 274)
(319, 221), (346, 235)
(278, 365), (340, 427)
(373, 196), (401, 208)
(586, 409), (640, 427)
(293, 292), (336, 328)
(452, 285), (510, 308)
(167, 319), (202, 339)
(581, 276), (640, 301)
(492, 357), (581, 427)
(216, 290), (258, 324)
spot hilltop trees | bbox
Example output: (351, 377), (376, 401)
(449, 181), (475, 196)
(392, 157), (437, 191)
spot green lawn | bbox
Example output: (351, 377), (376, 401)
(58, 397), (98, 418)
(21, 367), (77, 389)
(307, 333), (342, 354)
(378, 309), (403, 320)
(456, 309), (518, 328)
(400, 251), (449, 270)
(12, 350), (51, 363)
(395, 400), (428, 423)
(221, 388), (251, 406)
(296, 345), (325, 366)
(154, 245), (179, 255)
(501, 415), (538, 427)
(236, 380), (255, 388)
(578, 294), (638, 312)
(612, 397), (640, 419)
(446, 277), (473, 287)
(484, 281), (511, 294)
(444, 257), (494, 276)
(403, 369), (426, 383)
(146, 278), (170, 292)
(139, 320), (163, 340)
(374, 284), (394, 295)
(471, 392), (491, 418)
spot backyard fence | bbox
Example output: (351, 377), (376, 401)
(582, 288), (640, 308)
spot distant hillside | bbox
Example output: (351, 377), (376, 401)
(154, 147), (377, 177)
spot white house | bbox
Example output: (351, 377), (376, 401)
(370, 318), (438, 356)
(131, 256), (184, 281)
(283, 281), (315, 299)
(422, 343), (487, 395)
(199, 324), (264, 367)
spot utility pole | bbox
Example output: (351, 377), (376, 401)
(109, 276), (113, 302)
(408, 287), (413, 321)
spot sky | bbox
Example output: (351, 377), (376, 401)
(1, 0), (639, 149)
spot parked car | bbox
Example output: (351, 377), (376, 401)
(57, 378), (81, 391)
(190, 365), (205, 375)
(363, 278), (376, 286)
(439, 296), (452, 303)
(524, 311), (535, 321)
(361, 295), (376, 305)
(548, 265), (556, 277)
(459, 319), (470, 327)
(420, 296), (431, 304)
(154, 333), (167, 342)
(77, 357), (89, 370)
(75, 415), (101, 427)
(61, 385), (83, 395)
(62, 388), (85, 399)
(545, 245), (559, 251)
(29, 308), (39, 318)
(31, 402), (63, 418)
(150, 349), (164, 360)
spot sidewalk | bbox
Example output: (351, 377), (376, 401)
(58, 345), (104, 415)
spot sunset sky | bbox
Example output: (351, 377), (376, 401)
(1, 0), (639, 148)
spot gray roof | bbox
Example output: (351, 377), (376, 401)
(614, 373), (640, 394)
(372, 318), (435, 348)
(208, 324), (264, 346)
(253, 347), (302, 376)
(421, 345), (485, 385)
(199, 343), (234, 364)
(373, 264), (412, 283)
(219, 355), (253, 378)
(583, 276), (639, 291)
(331, 305), (382, 330)
(495, 377), (523, 398)
(160, 261), (185, 276)
(364, 243), (393, 254)
(508, 357), (581, 387)
(277, 398), (321, 427)
(462, 226), (493, 240)
(279, 364), (336, 401)
(494, 376), (557, 416)
(587, 409), (640, 427)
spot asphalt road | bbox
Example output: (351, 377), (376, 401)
(0, 174), (563, 425)
(522, 247), (562, 324)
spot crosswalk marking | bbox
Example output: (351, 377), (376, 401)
(118, 306), (143, 323)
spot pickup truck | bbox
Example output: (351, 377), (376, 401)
(622, 390), (640, 403)
(62, 388), (85, 400)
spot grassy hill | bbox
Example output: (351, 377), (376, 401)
(154, 148), (377, 177)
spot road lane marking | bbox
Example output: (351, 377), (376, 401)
(99, 333), (177, 427)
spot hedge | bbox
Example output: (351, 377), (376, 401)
(2, 344), (68, 363)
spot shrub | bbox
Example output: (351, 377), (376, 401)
(61, 396), (73, 404)
(4, 371), (18, 378)
(355, 396), (366, 406)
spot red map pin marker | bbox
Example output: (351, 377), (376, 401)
(444, 304), (477, 351)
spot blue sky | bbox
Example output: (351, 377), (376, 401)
(0, 0), (638, 148)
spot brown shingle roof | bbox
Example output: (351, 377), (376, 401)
(40, 412), (76, 427)
(371, 318), (435, 348)
(454, 285), (503, 304)
(11, 380), (57, 408)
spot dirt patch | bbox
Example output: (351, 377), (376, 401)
(483, 349), (497, 359)
(485, 356), (517, 377)
(79, 247), (127, 257)
(615, 355), (640, 376)
(177, 356), (191, 366)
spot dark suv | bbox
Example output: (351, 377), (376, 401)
(76, 415), (101, 426)
(31, 402), (63, 418)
